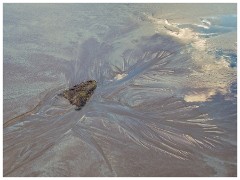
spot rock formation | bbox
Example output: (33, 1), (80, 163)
(60, 80), (97, 110)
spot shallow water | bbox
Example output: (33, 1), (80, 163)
(178, 15), (237, 37)
(3, 4), (237, 176)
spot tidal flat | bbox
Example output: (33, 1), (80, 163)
(3, 3), (237, 176)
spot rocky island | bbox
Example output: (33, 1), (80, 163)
(60, 80), (97, 110)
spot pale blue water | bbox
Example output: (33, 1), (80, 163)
(177, 14), (237, 68)
(178, 15), (237, 37)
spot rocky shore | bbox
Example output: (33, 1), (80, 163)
(60, 80), (97, 110)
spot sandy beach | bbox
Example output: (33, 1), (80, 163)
(3, 3), (237, 176)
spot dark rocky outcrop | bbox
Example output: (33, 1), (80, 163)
(60, 80), (97, 110)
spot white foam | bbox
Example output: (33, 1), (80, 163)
(201, 19), (211, 26)
(114, 73), (127, 80)
(193, 23), (210, 29)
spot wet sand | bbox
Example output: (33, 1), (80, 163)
(3, 4), (237, 176)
